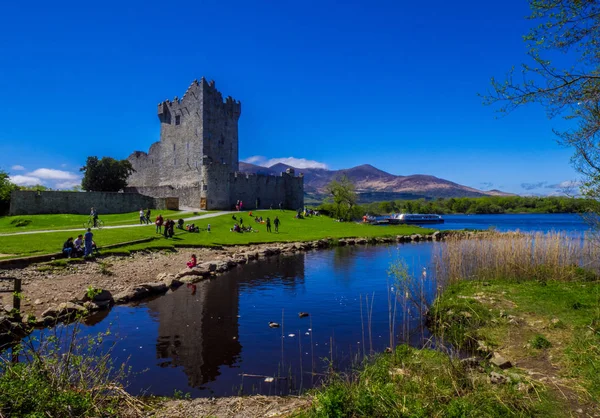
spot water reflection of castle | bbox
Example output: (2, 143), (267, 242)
(146, 253), (306, 389)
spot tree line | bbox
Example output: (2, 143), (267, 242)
(359, 196), (599, 216)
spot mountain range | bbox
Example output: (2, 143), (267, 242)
(238, 162), (513, 203)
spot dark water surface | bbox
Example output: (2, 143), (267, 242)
(31, 213), (590, 397)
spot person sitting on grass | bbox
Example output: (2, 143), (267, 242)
(187, 254), (197, 268)
(74, 234), (84, 257)
(177, 219), (184, 229)
(63, 237), (75, 258)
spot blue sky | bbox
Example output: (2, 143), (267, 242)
(0, 0), (580, 194)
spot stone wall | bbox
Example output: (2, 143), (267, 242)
(124, 186), (202, 209)
(228, 171), (304, 211)
(9, 191), (178, 216)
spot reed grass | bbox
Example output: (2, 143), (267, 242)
(435, 232), (600, 285)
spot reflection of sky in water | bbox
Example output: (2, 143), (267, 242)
(24, 214), (590, 397)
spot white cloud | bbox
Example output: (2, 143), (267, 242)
(11, 165), (25, 171)
(10, 175), (42, 186)
(243, 156), (328, 169)
(55, 181), (81, 189)
(27, 168), (79, 180)
(243, 155), (267, 165)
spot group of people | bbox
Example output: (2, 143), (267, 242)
(139, 208), (152, 224)
(62, 228), (97, 258)
(155, 214), (175, 237)
(235, 200), (244, 211)
(230, 213), (280, 233)
(185, 223), (209, 233)
(266, 216), (280, 233)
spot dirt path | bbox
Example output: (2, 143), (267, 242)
(471, 291), (600, 416)
(151, 396), (311, 418)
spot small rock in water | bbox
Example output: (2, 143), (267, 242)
(288, 333), (295, 337)
(264, 377), (274, 383)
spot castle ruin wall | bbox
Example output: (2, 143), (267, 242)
(9, 191), (177, 216)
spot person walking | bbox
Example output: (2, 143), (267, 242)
(240, 200), (243, 211)
(84, 228), (94, 257)
(91, 207), (98, 227)
(156, 214), (164, 233)
(207, 223), (211, 233)
(274, 216), (280, 233)
(279, 201), (283, 211)
(266, 217), (271, 233)
(146, 208), (152, 224)
(139, 208), (146, 224)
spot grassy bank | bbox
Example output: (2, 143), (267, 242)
(0, 210), (198, 233)
(300, 344), (557, 417)
(0, 210), (433, 257)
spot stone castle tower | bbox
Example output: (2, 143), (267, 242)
(126, 78), (303, 210)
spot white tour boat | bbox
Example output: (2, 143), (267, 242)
(388, 213), (444, 225)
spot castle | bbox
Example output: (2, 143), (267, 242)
(125, 78), (304, 210)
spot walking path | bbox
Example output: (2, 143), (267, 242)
(0, 211), (231, 237)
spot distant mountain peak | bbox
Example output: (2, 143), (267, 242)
(239, 161), (512, 200)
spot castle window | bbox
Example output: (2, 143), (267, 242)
(173, 143), (175, 151)
(203, 184), (208, 191)
(175, 115), (181, 125)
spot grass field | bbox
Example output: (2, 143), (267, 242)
(0, 210), (433, 257)
(0, 210), (203, 233)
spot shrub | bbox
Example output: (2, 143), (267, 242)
(530, 334), (552, 349)
(0, 323), (136, 417)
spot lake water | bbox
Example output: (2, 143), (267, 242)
(28, 213), (591, 397)
(438, 213), (589, 233)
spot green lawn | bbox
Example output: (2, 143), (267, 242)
(0, 210), (433, 257)
(0, 210), (205, 233)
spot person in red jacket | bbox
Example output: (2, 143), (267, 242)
(187, 254), (197, 268)
(155, 214), (164, 234)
